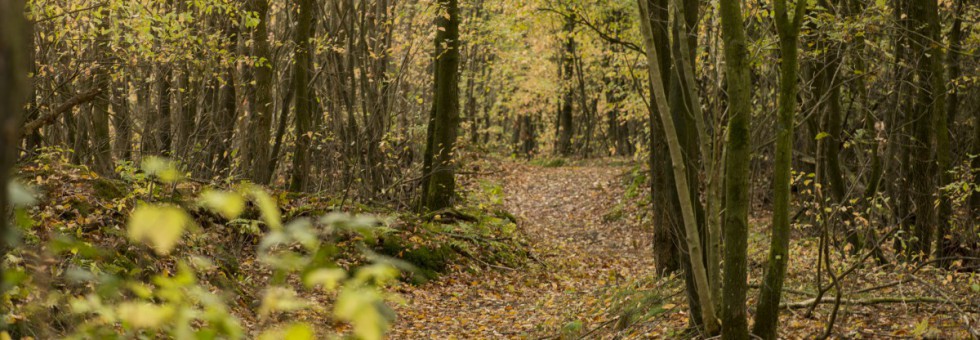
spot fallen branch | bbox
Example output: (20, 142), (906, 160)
(24, 88), (102, 132)
(782, 296), (960, 309)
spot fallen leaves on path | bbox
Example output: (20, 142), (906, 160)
(390, 160), (658, 339)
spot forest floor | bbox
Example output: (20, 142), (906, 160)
(388, 159), (980, 339)
(390, 160), (669, 338)
(8, 154), (979, 339)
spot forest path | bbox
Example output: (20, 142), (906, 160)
(390, 161), (658, 339)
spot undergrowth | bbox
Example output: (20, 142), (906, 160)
(1, 149), (530, 338)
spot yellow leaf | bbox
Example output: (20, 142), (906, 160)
(304, 268), (347, 291)
(249, 186), (282, 230)
(199, 190), (245, 219)
(259, 323), (315, 340)
(116, 302), (175, 329)
(141, 156), (181, 184)
(258, 287), (308, 317)
(127, 205), (191, 255)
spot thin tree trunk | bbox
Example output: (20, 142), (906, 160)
(91, 9), (113, 176)
(111, 75), (132, 160)
(556, 13), (575, 156)
(924, 0), (949, 264)
(718, 0), (752, 337)
(290, 0), (314, 191)
(645, 0), (681, 278)
(907, 0), (942, 261)
(752, 0), (805, 338)
(637, 0), (719, 334)
(245, 0), (274, 184)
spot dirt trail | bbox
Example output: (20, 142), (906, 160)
(390, 162), (657, 339)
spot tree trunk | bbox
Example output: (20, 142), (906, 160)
(111, 76), (132, 161)
(922, 0), (948, 264)
(145, 67), (173, 157)
(91, 10), (114, 176)
(906, 0), (943, 261)
(645, 0), (681, 278)
(244, 0), (274, 184)
(638, 0), (719, 334)
(719, 0), (752, 337)
(290, 0), (314, 191)
(423, 0), (461, 211)
(556, 13), (575, 156)
(0, 0), (30, 299)
(752, 1), (805, 338)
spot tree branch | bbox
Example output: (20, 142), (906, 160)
(24, 88), (102, 132)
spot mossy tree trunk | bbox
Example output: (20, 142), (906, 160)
(718, 0), (752, 337)
(752, 0), (805, 338)
(423, 0), (461, 211)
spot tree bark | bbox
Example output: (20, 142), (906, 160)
(637, 0), (719, 334)
(423, 0), (461, 211)
(718, 0), (752, 337)
(0, 0), (30, 302)
(752, 0), (805, 338)
(556, 13), (575, 156)
(245, 0), (274, 185)
(290, 0), (314, 191)
(906, 0), (943, 261)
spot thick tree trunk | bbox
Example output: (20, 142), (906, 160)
(423, 0), (461, 211)
(0, 0), (30, 300)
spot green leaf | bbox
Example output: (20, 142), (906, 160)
(815, 132), (831, 140)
